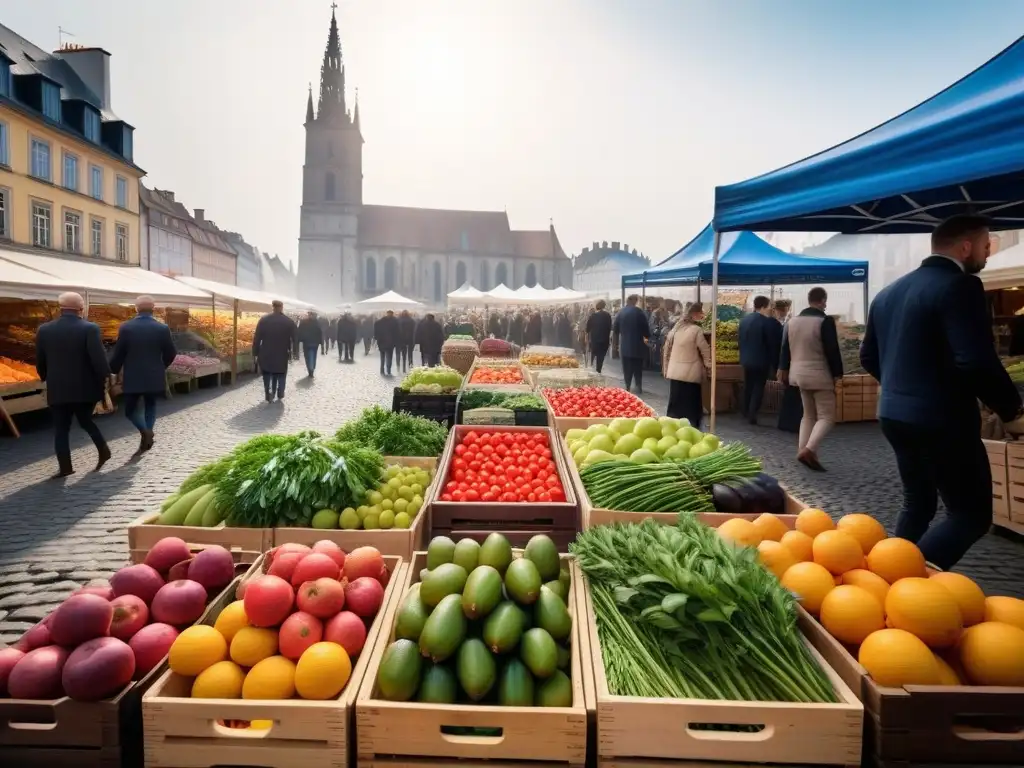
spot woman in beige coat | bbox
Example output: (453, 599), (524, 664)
(662, 302), (712, 429)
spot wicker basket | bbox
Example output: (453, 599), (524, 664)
(441, 338), (479, 374)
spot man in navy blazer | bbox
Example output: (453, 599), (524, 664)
(613, 295), (651, 393)
(739, 295), (782, 424)
(109, 296), (177, 454)
(860, 215), (1024, 569)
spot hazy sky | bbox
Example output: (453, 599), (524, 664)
(5, 0), (1024, 267)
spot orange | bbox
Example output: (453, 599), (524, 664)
(932, 652), (962, 685)
(752, 513), (790, 543)
(820, 585), (885, 645)
(885, 578), (963, 648)
(242, 655), (297, 699)
(295, 642), (352, 700)
(796, 508), (835, 538)
(192, 661), (246, 699)
(780, 530), (814, 563)
(812, 530), (864, 576)
(757, 540), (797, 580)
(230, 627), (280, 668)
(929, 572), (986, 627)
(169, 625), (228, 676)
(780, 561), (835, 614)
(836, 514), (887, 554)
(958, 622), (1024, 686)
(213, 600), (250, 644)
(858, 629), (941, 687)
(983, 596), (1024, 631)
(866, 538), (926, 584)
(840, 569), (890, 606)
(716, 518), (761, 548)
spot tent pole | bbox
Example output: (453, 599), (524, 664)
(709, 231), (722, 434)
(231, 299), (239, 384)
(696, 278), (701, 303)
(862, 280), (870, 324)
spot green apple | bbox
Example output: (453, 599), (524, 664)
(609, 417), (637, 435)
(688, 441), (713, 458)
(663, 443), (691, 460)
(582, 449), (616, 467)
(629, 448), (660, 464)
(642, 437), (661, 454)
(634, 417), (662, 440)
(573, 445), (590, 466)
(703, 433), (721, 450)
(566, 428), (587, 442)
(613, 433), (644, 456)
(661, 424), (678, 438)
(588, 434), (616, 454)
(658, 417), (681, 431)
(680, 426), (703, 445)
(656, 435), (678, 454)
(569, 439), (586, 455)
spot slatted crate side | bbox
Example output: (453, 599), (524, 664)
(141, 559), (406, 768)
(583, 574), (863, 766)
(463, 358), (534, 392)
(356, 552), (587, 766)
(359, 761), (572, 768)
(126, 512), (269, 564)
(429, 528), (578, 552)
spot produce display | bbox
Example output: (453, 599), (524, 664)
(439, 430), (566, 503)
(469, 365), (526, 385)
(399, 366), (464, 394)
(376, 533), (574, 707)
(460, 390), (547, 411)
(1006, 359), (1024, 384)
(336, 406), (449, 457)
(479, 338), (512, 357)
(566, 416), (725, 468)
(534, 368), (604, 390)
(311, 463), (434, 531)
(167, 353), (222, 376)
(0, 355), (38, 385)
(520, 349), (579, 369)
(763, 508), (1024, 688)
(165, 543), (388, 700)
(572, 516), (837, 703)
(0, 537), (237, 701)
(188, 310), (260, 356)
(447, 334), (475, 341)
(710, 320), (739, 364)
(543, 386), (653, 419)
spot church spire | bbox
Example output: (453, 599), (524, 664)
(305, 82), (314, 124)
(317, 3), (348, 124)
(353, 87), (360, 130)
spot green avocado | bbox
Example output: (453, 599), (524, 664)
(482, 600), (526, 654)
(523, 535), (560, 581)
(520, 628), (558, 679)
(462, 565), (503, 620)
(556, 644), (570, 671)
(456, 638), (497, 702)
(504, 559), (542, 605)
(420, 563), (468, 608)
(542, 580), (568, 604)
(426, 536), (457, 569)
(377, 639), (422, 701)
(395, 584), (429, 642)
(419, 593), (467, 663)
(535, 669), (573, 707)
(498, 658), (535, 707)
(417, 662), (458, 703)
(452, 538), (481, 572)
(478, 532), (513, 576)
(534, 586), (572, 642)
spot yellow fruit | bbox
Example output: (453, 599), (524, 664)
(169, 625), (228, 676)
(885, 577), (963, 648)
(933, 653), (961, 685)
(929, 572), (986, 627)
(820, 585), (885, 645)
(867, 538), (926, 584)
(836, 514), (887, 554)
(840, 569), (890, 606)
(242, 655), (297, 699)
(231, 627), (280, 668)
(796, 508), (834, 538)
(858, 629), (941, 687)
(295, 642), (352, 700)
(812, 530), (864, 576)
(958, 621), (1024, 686)
(780, 561), (835, 614)
(752, 513), (789, 543)
(757, 541), (797, 580)
(192, 661), (246, 699)
(983, 596), (1024, 631)
(213, 601), (250, 644)
(716, 518), (761, 548)
(779, 530), (814, 563)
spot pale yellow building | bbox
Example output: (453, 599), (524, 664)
(0, 27), (142, 264)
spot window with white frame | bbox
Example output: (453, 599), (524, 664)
(116, 176), (128, 208)
(116, 223), (128, 261)
(90, 165), (103, 200)
(63, 152), (78, 191)
(0, 122), (8, 167)
(64, 210), (81, 253)
(31, 201), (51, 248)
(0, 188), (9, 238)
(91, 217), (103, 257)
(30, 138), (51, 181)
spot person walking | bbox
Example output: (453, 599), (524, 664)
(317, 314), (331, 355)
(361, 315), (374, 355)
(416, 313), (445, 367)
(585, 300), (612, 373)
(328, 316), (339, 353)
(739, 295), (783, 425)
(338, 312), (358, 362)
(524, 312), (543, 346)
(662, 302), (712, 428)
(613, 295), (652, 394)
(556, 311), (573, 349)
(778, 287), (844, 471)
(508, 311), (525, 347)
(297, 311), (323, 377)
(398, 310), (416, 373)
(374, 310), (399, 376)
(35, 292), (112, 477)
(253, 300), (297, 402)
(861, 214), (1024, 569)
(108, 295), (177, 455)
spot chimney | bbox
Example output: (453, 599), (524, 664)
(601, 241), (608, 249)
(623, 243), (629, 253)
(157, 189), (175, 203)
(612, 241), (620, 251)
(581, 246), (589, 254)
(592, 241), (599, 250)
(56, 46), (113, 111)
(194, 209), (205, 223)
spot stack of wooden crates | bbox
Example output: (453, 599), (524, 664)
(989, 438), (1024, 535)
(835, 374), (879, 423)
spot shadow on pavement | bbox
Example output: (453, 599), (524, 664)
(226, 401), (285, 431)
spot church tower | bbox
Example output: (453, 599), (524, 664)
(297, 5), (363, 308)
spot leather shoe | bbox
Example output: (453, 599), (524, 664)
(94, 444), (112, 472)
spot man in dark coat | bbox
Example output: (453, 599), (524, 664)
(613, 295), (652, 393)
(524, 312), (543, 346)
(415, 313), (445, 367)
(861, 214), (1024, 569)
(739, 295), (783, 425)
(585, 300), (613, 373)
(296, 311), (323, 377)
(397, 310), (417, 373)
(109, 295), (177, 454)
(508, 312), (524, 346)
(374, 310), (400, 376)
(35, 291), (112, 477)
(337, 312), (358, 362)
(253, 300), (298, 402)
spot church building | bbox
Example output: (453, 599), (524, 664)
(297, 9), (572, 309)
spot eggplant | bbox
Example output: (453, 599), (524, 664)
(754, 472), (781, 488)
(732, 481), (765, 513)
(711, 483), (743, 513)
(761, 482), (786, 514)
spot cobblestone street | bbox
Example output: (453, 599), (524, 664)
(1, 352), (1023, 644)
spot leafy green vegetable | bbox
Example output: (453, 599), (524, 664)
(500, 394), (547, 411)
(459, 390), (546, 411)
(400, 366), (463, 392)
(336, 406), (449, 457)
(459, 390), (506, 410)
(179, 455), (235, 494)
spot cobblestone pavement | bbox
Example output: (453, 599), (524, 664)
(1, 351), (1022, 644)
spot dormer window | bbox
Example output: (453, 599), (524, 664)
(122, 125), (133, 161)
(41, 81), (61, 121)
(0, 63), (10, 98)
(84, 108), (101, 143)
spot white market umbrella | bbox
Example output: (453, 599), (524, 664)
(482, 283), (523, 306)
(356, 290), (424, 311)
(548, 286), (589, 302)
(513, 285), (564, 305)
(447, 282), (487, 306)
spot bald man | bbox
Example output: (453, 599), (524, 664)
(35, 292), (112, 477)
(110, 296), (177, 453)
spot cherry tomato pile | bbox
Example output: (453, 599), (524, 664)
(440, 430), (566, 503)
(469, 366), (525, 384)
(542, 386), (654, 418)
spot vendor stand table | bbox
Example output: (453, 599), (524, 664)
(165, 361), (229, 397)
(0, 380), (46, 437)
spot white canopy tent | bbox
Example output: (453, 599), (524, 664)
(447, 283), (488, 306)
(481, 283), (523, 306)
(175, 275), (317, 313)
(981, 242), (1024, 291)
(356, 290), (424, 311)
(548, 286), (589, 302)
(512, 285), (563, 305)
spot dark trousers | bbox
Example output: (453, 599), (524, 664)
(340, 341), (355, 361)
(742, 367), (769, 423)
(668, 380), (703, 430)
(622, 356), (644, 392)
(124, 393), (157, 432)
(591, 343), (609, 374)
(263, 371), (286, 400)
(52, 402), (106, 459)
(363, 338), (372, 355)
(303, 344), (318, 375)
(405, 343), (415, 369)
(422, 351), (440, 367)
(379, 346), (394, 375)
(880, 417), (992, 569)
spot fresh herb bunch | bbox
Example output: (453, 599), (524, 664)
(179, 455), (235, 494)
(460, 390), (547, 411)
(676, 442), (761, 487)
(335, 406), (448, 457)
(499, 394), (547, 411)
(571, 515), (836, 703)
(215, 433), (298, 523)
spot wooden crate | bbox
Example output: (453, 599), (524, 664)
(356, 552), (587, 766)
(1006, 441), (1024, 527)
(464, 358), (533, 392)
(127, 513), (269, 565)
(427, 426), (580, 546)
(578, 574), (862, 766)
(985, 440), (1012, 528)
(274, 457), (438, 559)
(142, 557), (407, 768)
(359, 761), (571, 768)
(799, 606), (1024, 764)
